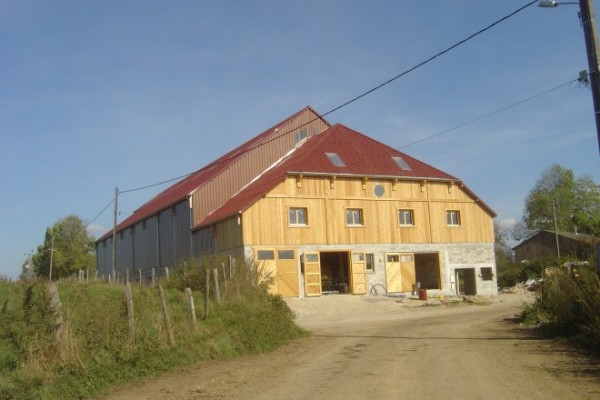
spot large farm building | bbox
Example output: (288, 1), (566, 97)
(96, 107), (498, 297)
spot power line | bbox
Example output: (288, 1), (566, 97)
(119, 172), (193, 194)
(321, 0), (539, 118)
(85, 198), (114, 229)
(399, 77), (580, 149)
(113, 1), (538, 197)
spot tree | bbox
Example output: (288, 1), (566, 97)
(523, 164), (600, 237)
(32, 215), (95, 279)
(494, 221), (513, 259)
(572, 175), (600, 236)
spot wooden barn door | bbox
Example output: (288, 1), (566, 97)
(385, 254), (402, 293)
(399, 253), (416, 292)
(255, 249), (277, 295)
(351, 252), (367, 295)
(303, 252), (322, 297)
(276, 249), (299, 297)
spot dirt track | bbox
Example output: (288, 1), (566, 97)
(97, 293), (600, 400)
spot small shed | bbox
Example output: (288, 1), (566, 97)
(513, 230), (599, 262)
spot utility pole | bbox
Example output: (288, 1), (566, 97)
(552, 199), (561, 258)
(49, 235), (55, 281)
(539, 0), (600, 154)
(579, 0), (600, 155)
(111, 187), (119, 282)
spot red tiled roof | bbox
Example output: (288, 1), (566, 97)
(195, 124), (496, 228)
(98, 106), (326, 241)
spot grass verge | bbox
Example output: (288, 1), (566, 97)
(0, 262), (305, 400)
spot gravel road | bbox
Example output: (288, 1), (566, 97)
(97, 292), (600, 400)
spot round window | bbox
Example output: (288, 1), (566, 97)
(374, 184), (385, 197)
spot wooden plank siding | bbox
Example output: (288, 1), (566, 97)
(237, 176), (493, 249)
(214, 216), (243, 252)
(190, 109), (329, 226)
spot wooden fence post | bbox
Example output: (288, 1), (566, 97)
(47, 283), (64, 342)
(138, 269), (142, 287)
(184, 287), (197, 328)
(125, 283), (134, 338)
(165, 267), (170, 281)
(213, 268), (221, 304)
(157, 285), (175, 347)
(151, 268), (156, 287)
(204, 269), (210, 318)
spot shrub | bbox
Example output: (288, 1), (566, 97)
(530, 264), (600, 353)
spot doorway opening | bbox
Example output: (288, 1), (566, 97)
(415, 253), (441, 289)
(320, 252), (350, 294)
(455, 268), (477, 295)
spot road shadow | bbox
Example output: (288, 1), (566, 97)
(502, 313), (600, 383)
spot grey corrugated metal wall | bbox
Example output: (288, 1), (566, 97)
(95, 237), (112, 278)
(132, 216), (159, 273)
(158, 199), (191, 269)
(95, 199), (191, 281)
(116, 229), (133, 279)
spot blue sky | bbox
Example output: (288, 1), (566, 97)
(2, 0), (599, 278)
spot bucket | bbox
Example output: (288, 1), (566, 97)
(418, 288), (428, 301)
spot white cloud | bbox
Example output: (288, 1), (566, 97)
(86, 224), (105, 237)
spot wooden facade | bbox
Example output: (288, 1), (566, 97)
(201, 175), (495, 297)
(235, 177), (493, 249)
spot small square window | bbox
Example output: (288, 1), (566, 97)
(346, 208), (363, 225)
(352, 253), (365, 262)
(481, 267), (494, 281)
(366, 254), (375, 272)
(399, 209), (414, 226)
(257, 250), (275, 260)
(278, 250), (295, 260)
(304, 253), (318, 263)
(446, 210), (461, 226)
(289, 207), (308, 225)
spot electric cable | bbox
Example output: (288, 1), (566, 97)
(119, 172), (193, 194)
(320, 0), (538, 118)
(84, 198), (114, 230)
(114, 1), (538, 195)
(399, 77), (580, 149)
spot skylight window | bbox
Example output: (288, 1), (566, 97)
(326, 152), (346, 167)
(392, 156), (412, 171)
